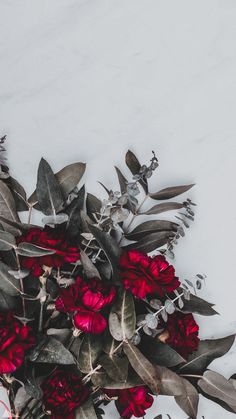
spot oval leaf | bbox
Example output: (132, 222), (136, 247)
(109, 290), (136, 342)
(125, 220), (178, 241)
(123, 341), (161, 394)
(181, 291), (218, 316)
(56, 162), (86, 199)
(0, 261), (21, 296)
(175, 377), (199, 419)
(0, 230), (16, 251)
(75, 398), (98, 419)
(150, 184), (195, 200)
(125, 150), (148, 193)
(78, 334), (102, 373)
(141, 337), (186, 367)
(80, 250), (101, 280)
(29, 337), (75, 364)
(99, 354), (129, 382)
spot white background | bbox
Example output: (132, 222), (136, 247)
(0, 1), (236, 418)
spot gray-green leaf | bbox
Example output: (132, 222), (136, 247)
(36, 158), (64, 215)
(0, 261), (21, 295)
(78, 334), (102, 373)
(0, 230), (16, 251)
(150, 184), (195, 200)
(17, 242), (55, 257)
(198, 371), (236, 412)
(29, 337), (75, 364)
(142, 202), (184, 215)
(109, 290), (136, 342)
(0, 180), (21, 235)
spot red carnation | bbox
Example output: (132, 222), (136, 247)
(55, 277), (116, 334)
(105, 386), (154, 418)
(119, 250), (180, 299)
(41, 368), (90, 419)
(17, 227), (80, 276)
(164, 312), (199, 358)
(0, 312), (35, 374)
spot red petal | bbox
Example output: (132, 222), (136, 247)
(73, 310), (107, 334)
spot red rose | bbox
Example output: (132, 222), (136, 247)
(41, 368), (90, 419)
(55, 277), (116, 334)
(105, 386), (153, 418)
(0, 312), (35, 374)
(165, 312), (199, 358)
(17, 227), (80, 276)
(119, 250), (180, 299)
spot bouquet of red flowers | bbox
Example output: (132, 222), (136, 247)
(0, 142), (235, 418)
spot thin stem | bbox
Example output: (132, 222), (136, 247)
(82, 364), (102, 384)
(180, 374), (202, 379)
(14, 250), (26, 320)
(27, 204), (33, 225)
(119, 194), (149, 245)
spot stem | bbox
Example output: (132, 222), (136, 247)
(180, 374), (202, 379)
(14, 250), (26, 320)
(38, 301), (44, 332)
(82, 364), (102, 384)
(119, 194), (149, 245)
(27, 204), (33, 224)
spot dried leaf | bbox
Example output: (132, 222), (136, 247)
(80, 250), (101, 279)
(78, 334), (102, 373)
(0, 230), (16, 251)
(6, 177), (28, 211)
(125, 150), (148, 193)
(0, 180), (21, 235)
(17, 242), (55, 257)
(75, 399), (98, 419)
(125, 220), (178, 241)
(141, 337), (185, 367)
(142, 202), (184, 215)
(36, 158), (64, 215)
(198, 371), (236, 412)
(99, 354), (129, 382)
(124, 231), (175, 253)
(29, 337), (75, 364)
(0, 261), (21, 295)
(56, 162), (86, 199)
(181, 291), (218, 316)
(175, 377), (199, 418)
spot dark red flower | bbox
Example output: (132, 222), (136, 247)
(41, 368), (90, 419)
(105, 386), (154, 418)
(0, 312), (35, 374)
(55, 277), (116, 334)
(165, 312), (199, 358)
(119, 250), (180, 299)
(17, 227), (80, 276)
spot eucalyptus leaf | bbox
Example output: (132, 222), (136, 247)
(92, 370), (143, 389)
(181, 291), (218, 316)
(29, 337), (75, 365)
(109, 290), (136, 341)
(78, 334), (102, 373)
(6, 177), (28, 211)
(36, 158), (64, 215)
(66, 185), (85, 240)
(179, 335), (235, 374)
(80, 250), (101, 279)
(17, 242), (55, 257)
(0, 289), (17, 310)
(141, 337), (186, 367)
(125, 220), (178, 241)
(175, 377), (199, 419)
(115, 166), (128, 194)
(86, 193), (102, 220)
(99, 354), (129, 382)
(56, 162), (86, 199)
(75, 399), (98, 419)
(42, 213), (68, 226)
(0, 230), (16, 250)
(88, 224), (121, 280)
(150, 184), (195, 200)
(0, 180), (21, 235)
(125, 150), (148, 193)
(198, 371), (236, 412)
(142, 202), (184, 215)
(124, 231), (175, 253)
(0, 261), (21, 295)
(123, 341), (161, 394)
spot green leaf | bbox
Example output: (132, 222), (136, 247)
(0, 290), (17, 310)
(56, 162), (86, 199)
(80, 250), (101, 280)
(99, 354), (129, 382)
(142, 202), (184, 215)
(115, 166), (128, 195)
(198, 371), (236, 413)
(150, 184), (195, 200)
(88, 224), (121, 280)
(179, 335), (235, 374)
(0, 230), (16, 251)
(125, 150), (148, 193)
(124, 231), (175, 253)
(29, 337), (75, 364)
(141, 337), (186, 367)
(91, 370), (144, 389)
(6, 177), (28, 211)
(109, 290), (136, 342)
(36, 158), (64, 215)
(78, 334), (103, 373)
(66, 185), (85, 240)
(123, 341), (161, 394)
(125, 220), (178, 241)
(86, 193), (102, 220)
(0, 261), (21, 295)
(75, 398), (98, 419)
(175, 377), (199, 419)
(0, 180), (21, 235)
(181, 292), (218, 316)
(17, 242), (55, 257)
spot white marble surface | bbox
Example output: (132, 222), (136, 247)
(0, 1), (236, 418)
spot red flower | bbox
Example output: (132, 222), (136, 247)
(165, 312), (199, 358)
(0, 312), (35, 374)
(17, 227), (80, 276)
(105, 386), (153, 418)
(119, 250), (180, 299)
(41, 368), (90, 419)
(55, 277), (116, 334)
